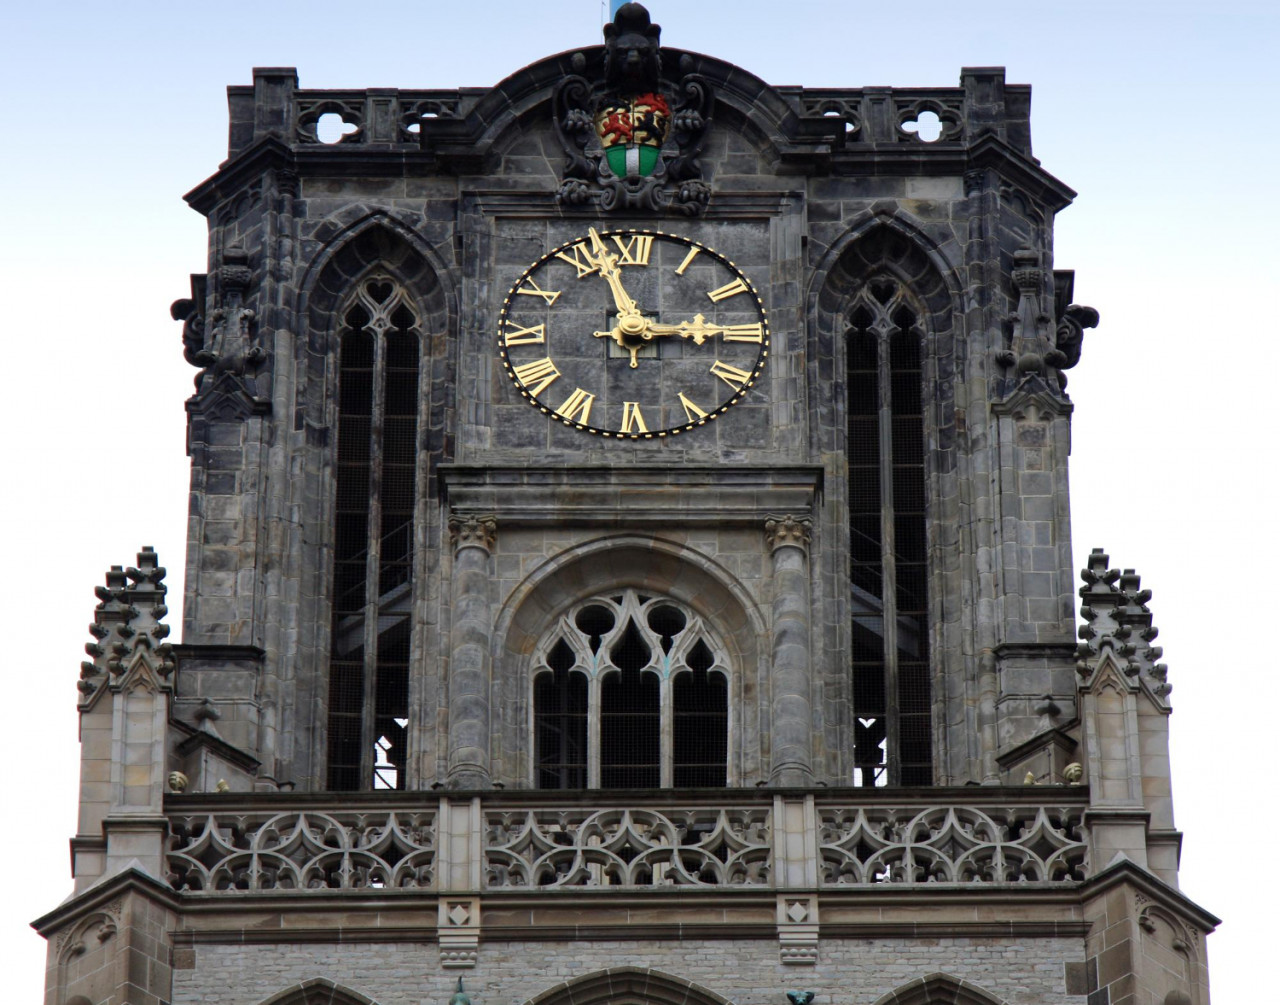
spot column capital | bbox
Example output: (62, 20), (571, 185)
(448, 513), (497, 555)
(765, 514), (812, 554)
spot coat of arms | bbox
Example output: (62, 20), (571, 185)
(553, 3), (713, 214)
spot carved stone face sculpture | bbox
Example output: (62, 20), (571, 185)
(167, 771), (189, 793)
(603, 3), (662, 92)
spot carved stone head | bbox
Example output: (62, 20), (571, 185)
(603, 3), (662, 93)
(1064, 762), (1083, 784)
(167, 771), (189, 793)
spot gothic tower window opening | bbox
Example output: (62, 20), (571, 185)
(533, 591), (729, 789)
(847, 275), (933, 787)
(327, 274), (421, 791)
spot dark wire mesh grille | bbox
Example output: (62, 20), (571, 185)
(601, 619), (659, 788)
(847, 289), (932, 787)
(673, 645), (727, 787)
(327, 286), (420, 791)
(890, 325), (931, 785)
(534, 642), (588, 790)
(848, 326), (886, 785)
(328, 329), (374, 790)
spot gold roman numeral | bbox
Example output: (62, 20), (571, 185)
(721, 323), (764, 343)
(709, 359), (753, 389)
(611, 234), (653, 266)
(555, 387), (595, 424)
(516, 278), (561, 305)
(503, 321), (546, 346)
(553, 242), (600, 279)
(707, 278), (749, 303)
(620, 401), (649, 434)
(674, 246), (701, 276)
(677, 392), (708, 422)
(512, 357), (561, 396)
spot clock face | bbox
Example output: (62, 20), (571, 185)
(498, 228), (768, 438)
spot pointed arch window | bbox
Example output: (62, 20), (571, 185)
(847, 277), (932, 786)
(327, 275), (420, 791)
(533, 591), (729, 789)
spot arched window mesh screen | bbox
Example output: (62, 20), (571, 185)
(327, 276), (421, 791)
(533, 591), (729, 789)
(847, 277), (932, 786)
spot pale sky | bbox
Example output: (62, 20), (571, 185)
(2, 2), (1276, 1002)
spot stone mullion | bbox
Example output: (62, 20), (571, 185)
(587, 670), (602, 789)
(358, 331), (388, 788)
(877, 323), (901, 786)
(659, 673), (674, 788)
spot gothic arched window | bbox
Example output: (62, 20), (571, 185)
(847, 276), (932, 786)
(327, 275), (420, 791)
(533, 591), (729, 789)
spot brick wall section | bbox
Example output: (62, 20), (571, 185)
(174, 936), (1083, 1005)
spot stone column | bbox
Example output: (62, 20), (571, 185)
(446, 514), (496, 788)
(766, 515), (814, 785)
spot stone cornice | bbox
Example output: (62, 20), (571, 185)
(30, 867), (180, 938)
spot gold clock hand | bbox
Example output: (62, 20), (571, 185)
(645, 315), (765, 347)
(587, 227), (642, 320)
(645, 314), (726, 346)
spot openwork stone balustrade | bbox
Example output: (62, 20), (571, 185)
(167, 809), (437, 892)
(165, 790), (1088, 895)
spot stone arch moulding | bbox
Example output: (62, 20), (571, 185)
(490, 534), (767, 785)
(804, 210), (964, 458)
(296, 206), (457, 323)
(806, 210), (965, 317)
(524, 966), (733, 1005)
(870, 972), (1008, 1005)
(257, 976), (380, 1005)
(494, 534), (766, 663)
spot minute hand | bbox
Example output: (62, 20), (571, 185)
(645, 314), (763, 347)
(587, 227), (641, 318)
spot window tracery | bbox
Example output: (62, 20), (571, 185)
(327, 274), (421, 791)
(533, 590), (729, 789)
(846, 276), (933, 786)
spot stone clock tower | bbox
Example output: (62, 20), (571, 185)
(35, 6), (1216, 1005)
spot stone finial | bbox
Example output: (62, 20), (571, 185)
(1064, 762), (1083, 785)
(80, 547), (175, 704)
(167, 771), (189, 793)
(448, 514), (497, 555)
(765, 515), (812, 553)
(1076, 547), (1170, 703)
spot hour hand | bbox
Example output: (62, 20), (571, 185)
(645, 315), (764, 347)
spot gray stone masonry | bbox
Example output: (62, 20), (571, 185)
(39, 11), (1217, 1005)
